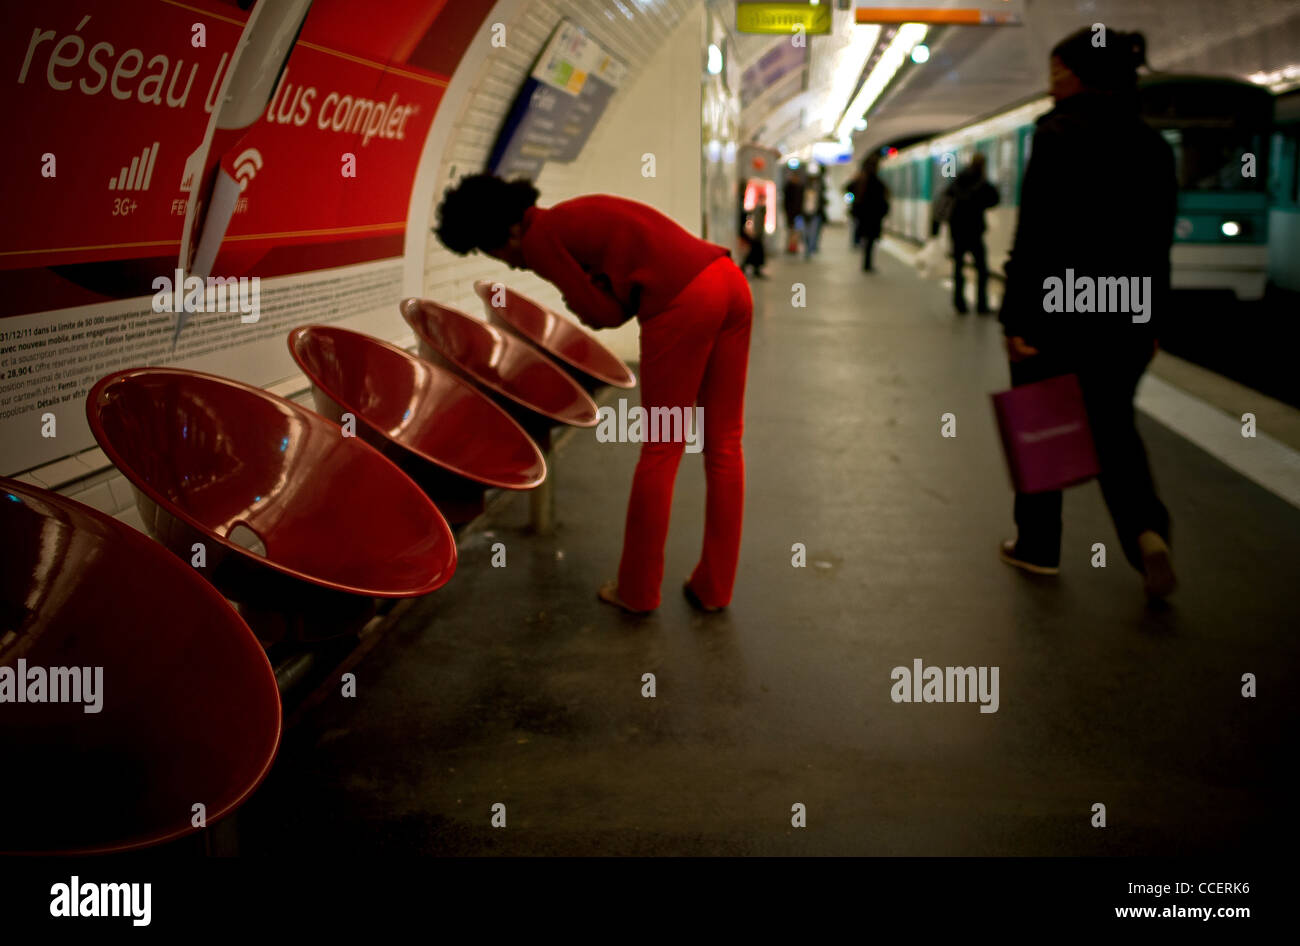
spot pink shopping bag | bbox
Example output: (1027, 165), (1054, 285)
(991, 373), (1100, 493)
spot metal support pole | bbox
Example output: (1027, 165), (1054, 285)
(529, 448), (555, 534)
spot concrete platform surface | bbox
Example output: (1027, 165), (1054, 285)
(234, 231), (1299, 856)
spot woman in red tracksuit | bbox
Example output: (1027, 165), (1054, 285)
(435, 174), (753, 613)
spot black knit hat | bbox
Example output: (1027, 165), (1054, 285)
(1051, 26), (1147, 93)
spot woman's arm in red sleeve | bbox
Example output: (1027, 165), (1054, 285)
(524, 222), (631, 328)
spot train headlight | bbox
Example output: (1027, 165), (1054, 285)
(1221, 220), (1241, 237)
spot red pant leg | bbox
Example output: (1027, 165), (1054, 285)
(616, 259), (750, 610)
(689, 262), (752, 607)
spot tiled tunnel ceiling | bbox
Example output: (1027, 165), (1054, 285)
(731, 0), (1300, 157)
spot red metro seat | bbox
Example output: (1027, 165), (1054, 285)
(472, 280), (636, 391)
(400, 298), (598, 446)
(0, 478), (280, 854)
(87, 368), (457, 641)
(288, 325), (546, 524)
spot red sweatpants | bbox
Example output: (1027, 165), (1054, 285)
(617, 257), (753, 610)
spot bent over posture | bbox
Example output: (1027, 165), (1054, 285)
(436, 175), (753, 613)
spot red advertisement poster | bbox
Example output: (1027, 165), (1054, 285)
(0, 0), (245, 314)
(0, 0), (489, 317)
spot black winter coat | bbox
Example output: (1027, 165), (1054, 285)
(852, 174), (889, 238)
(783, 179), (806, 222)
(944, 168), (999, 240)
(999, 91), (1177, 356)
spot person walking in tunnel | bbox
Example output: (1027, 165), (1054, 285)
(851, 154), (889, 271)
(738, 186), (769, 278)
(802, 172), (828, 260)
(782, 168), (806, 254)
(435, 175), (753, 614)
(846, 166), (864, 248)
(940, 152), (999, 313)
(997, 27), (1177, 598)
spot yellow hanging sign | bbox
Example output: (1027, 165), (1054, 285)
(736, 3), (833, 35)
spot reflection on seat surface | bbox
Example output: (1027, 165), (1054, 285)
(473, 280), (636, 390)
(87, 368), (457, 638)
(400, 298), (598, 432)
(288, 325), (546, 490)
(0, 478), (281, 854)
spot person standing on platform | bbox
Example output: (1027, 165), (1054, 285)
(941, 152), (999, 313)
(802, 173), (827, 259)
(783, 168), (806, 254)
(740, 194), (769, 278)
(845, 167), (864, 247)
(851, 155), (889, 271)
(435, 175), (754, 614)
(996, 27), (1177, 598)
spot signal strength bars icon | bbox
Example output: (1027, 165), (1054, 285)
(109, 142), (159, 191)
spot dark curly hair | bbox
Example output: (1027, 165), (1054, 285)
(1051, 26), (1147, 94)
(434, 173), (540, 255)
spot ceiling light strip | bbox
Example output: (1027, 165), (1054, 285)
(834, 22), (928, 139)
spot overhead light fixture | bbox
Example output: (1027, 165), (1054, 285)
(834, 22), (928, 139)
(707, 44), (723, 75)
(1246, 64), (1300, 92)
(821, 24), (883, 136)
(812, 140), (853, 165)
(855, 118), (868, 131)
(910, 43), (930, 64)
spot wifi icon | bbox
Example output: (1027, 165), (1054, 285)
(233, 149), (263, 191)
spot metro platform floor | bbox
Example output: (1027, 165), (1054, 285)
(234, 229), (1299, 857)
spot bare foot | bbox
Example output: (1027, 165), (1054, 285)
(598, 580), (651, 615)
(682, 580), (724, 613)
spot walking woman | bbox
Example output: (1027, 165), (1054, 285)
(435, 175), (753, 613)
(997, 27), (1177, 597)
(851, 155), (889, 271)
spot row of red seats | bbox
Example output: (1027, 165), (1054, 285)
(0, 285), (634, 855)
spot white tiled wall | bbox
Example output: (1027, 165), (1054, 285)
(421, 0), (707, 363)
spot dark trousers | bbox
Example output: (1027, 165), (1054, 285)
(862, 234), (877, 270)
(952, 234), (988, 311)
(1009, 344), (1170, 572)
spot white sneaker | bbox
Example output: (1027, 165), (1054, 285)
(998, 540), (1060, 576)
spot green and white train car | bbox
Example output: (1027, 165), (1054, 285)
(879, 76), (1286, 300)
(1267, 89), (1300, 292)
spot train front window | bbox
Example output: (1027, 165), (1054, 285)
(1160, 128), (1269, 192)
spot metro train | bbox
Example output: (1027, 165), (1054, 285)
(878, 76), (1300, 299)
